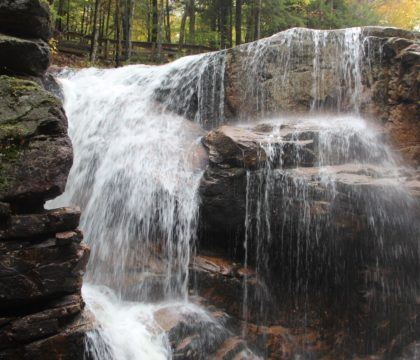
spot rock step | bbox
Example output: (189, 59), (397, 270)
(203, 123), (389, 171)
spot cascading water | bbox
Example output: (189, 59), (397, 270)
(237, 28), (419, 357)
(47, 26), (419, 359)
(47, 53), (229, 359)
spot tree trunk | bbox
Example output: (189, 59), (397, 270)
(80, 5), (86, 35)
(157, 0), (164, 62)
(103, 0), (112, 58)
(245, 1), (254, 42)
(55, 0), (65, 32)
(220, 0), (228, 48)
(165, 0), (171, 43)
(188, 0), (195, 45)
(178, 1), (187, 48)
(122, 0), (134, 61)
(235, 0), (242, 45)
(151, 0), (158, 43)
(66, 0), (70, 38)
(228, 0), (233, 48)
(254, 0), (261, 40)
(115, 0), (121, 67)
(90, 0), (101, 64)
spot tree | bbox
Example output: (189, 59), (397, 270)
(90, 0), (101, 63)
(235, 0), (242, 45)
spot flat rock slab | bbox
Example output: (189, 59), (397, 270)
(0, 0), (52, 41)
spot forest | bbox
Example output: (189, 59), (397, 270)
(52, 0), (420, 65)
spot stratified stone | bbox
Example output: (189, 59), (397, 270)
(0, 207), (80, 239)
(0, 76), (72, 211)
(0, 312), (92, 360)
(0, 34), (50, 76)
(0, 0), (52, 41)
(0, 294), (84, 349)
(0, 230), (89, 309)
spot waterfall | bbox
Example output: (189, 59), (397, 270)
(47, 27), (418, 359)
(238, 28), (419, 356)
(47, 53), (228, 359)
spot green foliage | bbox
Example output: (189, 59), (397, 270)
(50, 0), (392, 58)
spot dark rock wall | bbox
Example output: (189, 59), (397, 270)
(0, 1), (90, 358)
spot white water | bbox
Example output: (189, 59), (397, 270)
(48, 53), (227, 359)
(47, 27), (418, 359)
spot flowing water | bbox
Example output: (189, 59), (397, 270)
(47, 54), (228, 359)
(48, 27), (419, 359)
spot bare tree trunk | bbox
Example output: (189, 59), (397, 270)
(151, 0), (158, 43)
(219, 0), (228, 48)
(103, 0), (111, 58)
(122, 0), (134, 61)
(228, 0), (233, 48)
(115, 0), (122, 67)
(178, 1), (187, 48)
(90, 0), (101, 64)
(165, 0), (171, 43)
(188, 0), (195, 45)
(157, 0), (164, 62)
(245, 1), (254, 43)
(55, 0), (65, 32)
(80, 5), (86, 34)
(254, 0), (261, 40)
(235, 0), (242, 45)
(66, 0), (70, 38)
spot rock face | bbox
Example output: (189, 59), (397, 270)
(0, 0), (52, 41)
(0, 1), (91, 358)
(197, 119), (420, 358)
(223, 27), (420, 166)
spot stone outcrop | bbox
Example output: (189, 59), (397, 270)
(197, 119), (420, 358)
(0, 0), (52, 41)
(0, 1), (90, 358)
(222, 26), (420, 166)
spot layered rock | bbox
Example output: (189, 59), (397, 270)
(222, 27), (420, 166)
(0, 1), (90, 358)
(197, 120), (420, 358)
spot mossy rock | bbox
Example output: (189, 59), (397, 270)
(0, 75), (72, 211)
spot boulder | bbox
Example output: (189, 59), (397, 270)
(0, 76), (72, 212)
(0, 34), (50, 76)
(0, 0), (52, 41)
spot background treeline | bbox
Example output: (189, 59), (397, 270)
(52, 0), (420, 65)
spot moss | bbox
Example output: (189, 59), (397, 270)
(0, 123), (31, 141)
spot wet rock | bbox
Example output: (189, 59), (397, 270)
(0, 76), (72, 211)
(154, 304), (229, 359)
(0, 34), (50, 76)
(0, 312), (92, 360)
(0, 229), (89, 309)
(0, 207), (81, 239)
(0, 294), (84, 349)
(223, 26), (420, 165)
(202, 126), (267, 170)
(0, 0), (52, 41)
